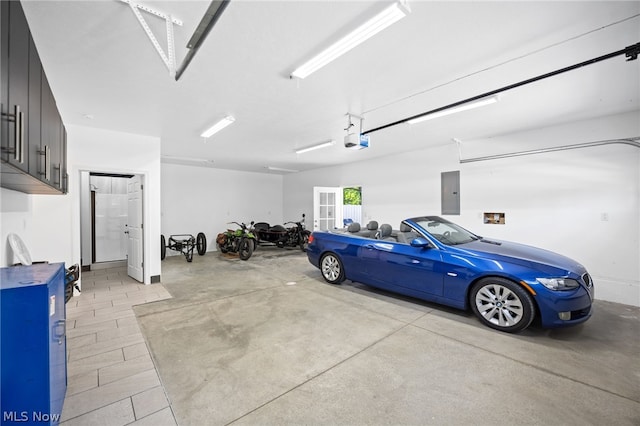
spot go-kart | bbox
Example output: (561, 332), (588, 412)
(160, 232), (207, 262)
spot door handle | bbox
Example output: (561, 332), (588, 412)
(38, 145), (51, 180)
(17, 106), (24, 163)
(1, 105), (23, 163)
(54, 164), (61, 185)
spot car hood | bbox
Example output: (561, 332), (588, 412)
(451, 238), (586, 275)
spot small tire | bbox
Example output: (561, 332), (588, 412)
(300, 231), (310, 252)
(196, 232), (207, 255)
(239, 238), (253, 260)
(186, 249), (193, 262)
(470, 277), (535, 333)
(160, 235), (166, 260)
(320, 252), (345, 284)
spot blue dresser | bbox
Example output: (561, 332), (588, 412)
(1, 263), (67, 425)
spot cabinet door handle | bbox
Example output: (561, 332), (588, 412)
(38, 145), (51, 181)
(46, 146), (50, 180)
(18, 108), (24, 164)
(11, 104), (21, 162)
(1, 105), (23, 162)
(54, 164), (61, 185)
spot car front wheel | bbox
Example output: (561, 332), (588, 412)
(470, 277), (534, 333)
(320, 253), (345, 284)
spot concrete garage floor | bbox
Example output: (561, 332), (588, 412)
(134, 249), (640, 425)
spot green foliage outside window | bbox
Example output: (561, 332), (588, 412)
(343, 187), (362, 205)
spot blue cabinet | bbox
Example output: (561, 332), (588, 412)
(1, 263), (67, 425)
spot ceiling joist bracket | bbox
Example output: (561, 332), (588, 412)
(120, 0), (182, 77)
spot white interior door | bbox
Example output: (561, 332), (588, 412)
(313, 187), (343, 231)
(127, 175), (144, 282)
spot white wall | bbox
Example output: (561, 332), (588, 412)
(1, 188), (37, 265)
(161, 163), (283, 255)
(283, 111), (640, 306)
(0, 125), (163, 286)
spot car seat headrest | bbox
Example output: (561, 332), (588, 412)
(379, 224), (392, 238)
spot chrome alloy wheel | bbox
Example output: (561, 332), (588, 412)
(475, 283), (524, 328)
(320, 253), (345, 284)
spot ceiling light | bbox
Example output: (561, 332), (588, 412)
(200, 115), (235, 138)
(290, 1), (410, 79)
(161, 155), (215, 164)
(407, 95), (500, 124)
(267, 166), (299, 173)
(295, 140), (335, 154)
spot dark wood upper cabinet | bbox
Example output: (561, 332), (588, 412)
(1, 1), (67, 194)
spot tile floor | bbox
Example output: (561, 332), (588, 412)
(60, 264), (176, 425)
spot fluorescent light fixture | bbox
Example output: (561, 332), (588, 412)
(290, 1), (410, 79)
(267, 166), (299, 173)
(200, 115), (235, 138)
(161, 155), (215, 164)
(408, 95), (500, 124)
(295, 140), (335, 154)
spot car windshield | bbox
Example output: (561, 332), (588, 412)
(413, 217), (480, 246)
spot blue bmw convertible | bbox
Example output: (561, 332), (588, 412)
(307, 216), (594, 333)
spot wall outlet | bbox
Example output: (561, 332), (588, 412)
(601, 212), (609, 221)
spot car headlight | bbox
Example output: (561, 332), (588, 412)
(537, 277), (580, 291)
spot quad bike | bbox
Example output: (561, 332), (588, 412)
(252, 214), (311, 252)
(216, 222), (256, 261)
(161, 232), (207, 262)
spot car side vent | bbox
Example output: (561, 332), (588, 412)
(582, 273), (593, 288)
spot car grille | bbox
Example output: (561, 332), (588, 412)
(582, 273), (593, 289)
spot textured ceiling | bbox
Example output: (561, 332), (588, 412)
(21, 0), (640, 173)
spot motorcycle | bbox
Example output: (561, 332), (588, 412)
(252, 214), (311, 252)
(216, 222), (256, 260)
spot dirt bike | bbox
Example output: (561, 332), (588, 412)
(216, 222), (256, 260)
(252, 214), (311, 252)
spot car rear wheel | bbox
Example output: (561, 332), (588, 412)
(320, 253), (345, 284)
(470, 277), (534, 333)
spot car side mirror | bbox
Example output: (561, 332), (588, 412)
(410, 237), (431, 248)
